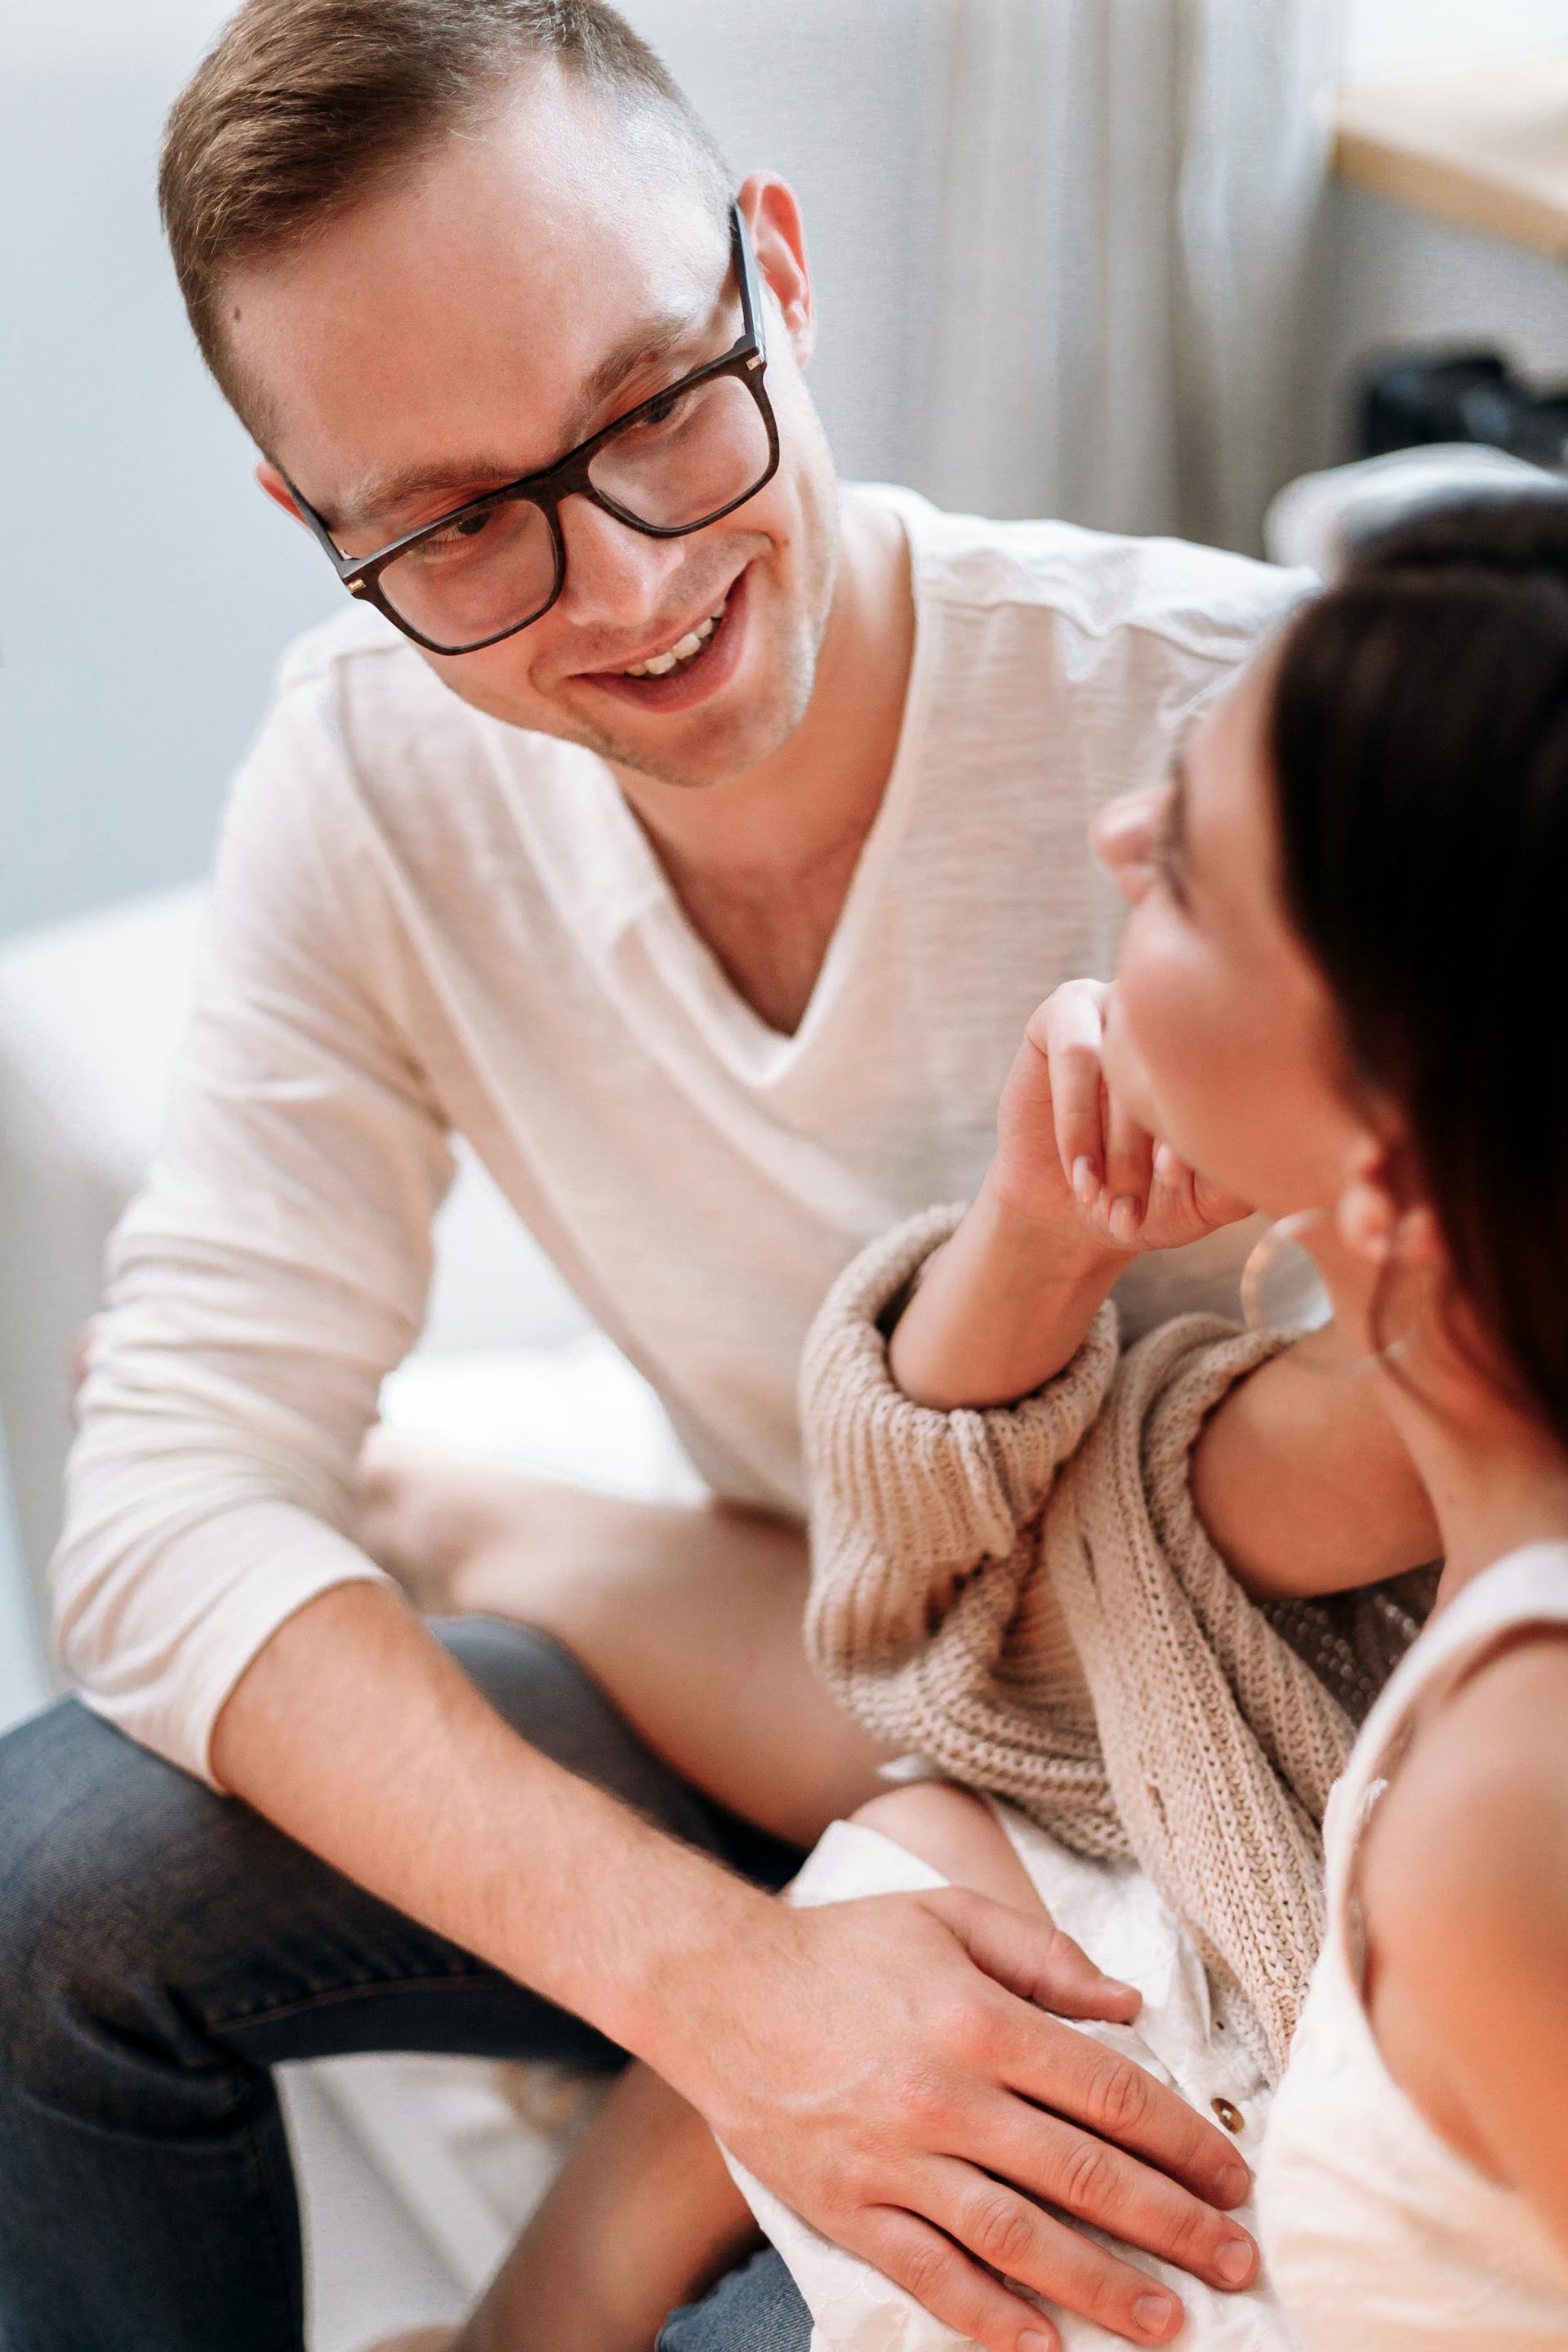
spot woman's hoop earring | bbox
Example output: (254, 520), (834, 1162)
(1239, 1209), (1333, 1338)
(1240, 1206), (1423, 1372)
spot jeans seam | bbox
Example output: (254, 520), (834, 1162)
(238, 2096), (306, 2346)
(203, 1963), (500, 2035)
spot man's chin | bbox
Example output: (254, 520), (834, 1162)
(593, 706), (799, 791)
(566, 647), (814, 792)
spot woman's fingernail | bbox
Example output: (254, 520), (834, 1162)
(1110, 1195), (1140, 1241)
(1072, 1156), (1098, 1204)
(1153, 1142), (1174, 1180)
(1218, 2160), (1252, 2204)
(1019, 2334), (1058, 2352)
(1134, 2292), (1179, 2338)
(1215, 2234), (1255, 2284)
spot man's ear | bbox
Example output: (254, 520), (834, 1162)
(256, 461), (305, 523)
(738, 171), (814, 369)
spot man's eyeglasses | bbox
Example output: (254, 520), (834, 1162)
(282, 201), (779, 657)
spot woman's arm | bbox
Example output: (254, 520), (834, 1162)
(1190, 1211), (1441, 1601)
(1190, 1331), (1441, 1600)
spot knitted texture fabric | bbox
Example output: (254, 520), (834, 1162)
(801, 1205), (1436, 2077)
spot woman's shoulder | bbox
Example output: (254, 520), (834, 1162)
(1360, 1626), (1568, 2214)
(1366, 1625), (1568, 1950)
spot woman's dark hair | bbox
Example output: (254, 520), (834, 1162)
(1271, 492), (1568, 1441)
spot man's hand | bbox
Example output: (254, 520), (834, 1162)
(668, 1886), (1258, 2351)
(994, 980), (1250, 1257)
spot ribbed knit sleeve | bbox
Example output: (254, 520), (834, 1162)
(800, 1213), (1434, 2074)
(801, 1205), (1123, 1834)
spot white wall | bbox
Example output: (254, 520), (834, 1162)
(2, 6), (341, 942)
(1348, 0), (1568, 77)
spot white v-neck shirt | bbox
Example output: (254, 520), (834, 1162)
(56, 487), (1311, 1780)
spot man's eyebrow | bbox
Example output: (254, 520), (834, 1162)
(327, 301), (714, 537)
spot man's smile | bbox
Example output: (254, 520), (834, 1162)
(569, 561), (753, 715)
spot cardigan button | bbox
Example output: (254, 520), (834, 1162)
(1210, 2096), (1245, 2135)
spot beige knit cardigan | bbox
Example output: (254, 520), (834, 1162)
(802, 1206), (1437, 2077)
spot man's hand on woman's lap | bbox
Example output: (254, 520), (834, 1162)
(668, 1883), (1258, 2352)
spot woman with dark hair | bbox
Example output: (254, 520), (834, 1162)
(777, 494), (1568, 2348)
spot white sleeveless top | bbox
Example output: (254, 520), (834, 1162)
(1258, 1544), (1568, 2349)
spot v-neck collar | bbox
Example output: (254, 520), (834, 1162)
(534, 492), (933, 1090)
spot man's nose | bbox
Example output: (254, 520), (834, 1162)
(554, 494), (690, 625)
(1093, 785), (1165, 906)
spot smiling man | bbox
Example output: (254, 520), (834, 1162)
(0, 7), (1350, 2350)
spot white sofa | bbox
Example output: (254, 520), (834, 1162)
(0, 445), (1551, 2346)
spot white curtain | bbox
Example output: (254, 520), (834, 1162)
(916, 0), (1342, 551)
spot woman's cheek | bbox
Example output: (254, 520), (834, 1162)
(1113, 915), (1200, 1113)
(1100, 989), (1165, 1137)
(1114, 928), (1241, 1172)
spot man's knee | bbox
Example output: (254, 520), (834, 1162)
(0, 1699), (225, 2096)
(657, 2249), (812, 2352)
(430, 1615), (727, 1846)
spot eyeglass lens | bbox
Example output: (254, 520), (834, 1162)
(375, 371), (771, 651)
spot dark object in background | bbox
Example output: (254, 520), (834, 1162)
(1360, 349), (1568, 473)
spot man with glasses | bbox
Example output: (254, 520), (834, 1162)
(0, 6), (1423, 2350)
(285, 199), (780, 661)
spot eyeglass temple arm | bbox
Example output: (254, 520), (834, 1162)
(731, 199), (768, 369)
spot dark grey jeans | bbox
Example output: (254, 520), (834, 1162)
(0, 1617), (811, 2352)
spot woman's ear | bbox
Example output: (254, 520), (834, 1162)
(1334, 1137), (1443, 1268)
(1334, 1169), (1394, 1263)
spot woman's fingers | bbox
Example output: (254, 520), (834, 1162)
(1102, 1079), (1156, 1244)
(1035, 982), (1110, 1201)
(1145, 1141), (1198, 1229)
(1189, 1172), (1254, 1231)
(1020, 978), (1245, 1252)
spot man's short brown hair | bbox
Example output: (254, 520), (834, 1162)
(159, 0), (731, 436)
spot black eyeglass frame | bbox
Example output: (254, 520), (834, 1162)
(281, 200), (778, 656)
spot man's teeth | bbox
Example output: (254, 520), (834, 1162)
(623, 604), (725, 678)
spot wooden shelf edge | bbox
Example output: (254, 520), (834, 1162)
(1334, 59), (1568, 266)
(1334, 119), (1568, 265)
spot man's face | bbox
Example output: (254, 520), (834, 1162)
(234, 66), (838, 787)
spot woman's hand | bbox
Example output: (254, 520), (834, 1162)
(991, 980), (1251, 1258)
(889, 983), (1253, 1410)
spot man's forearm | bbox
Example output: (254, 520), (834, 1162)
(208, 1580), (762, 2070)
(1191, 1327), (1441, 1599)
